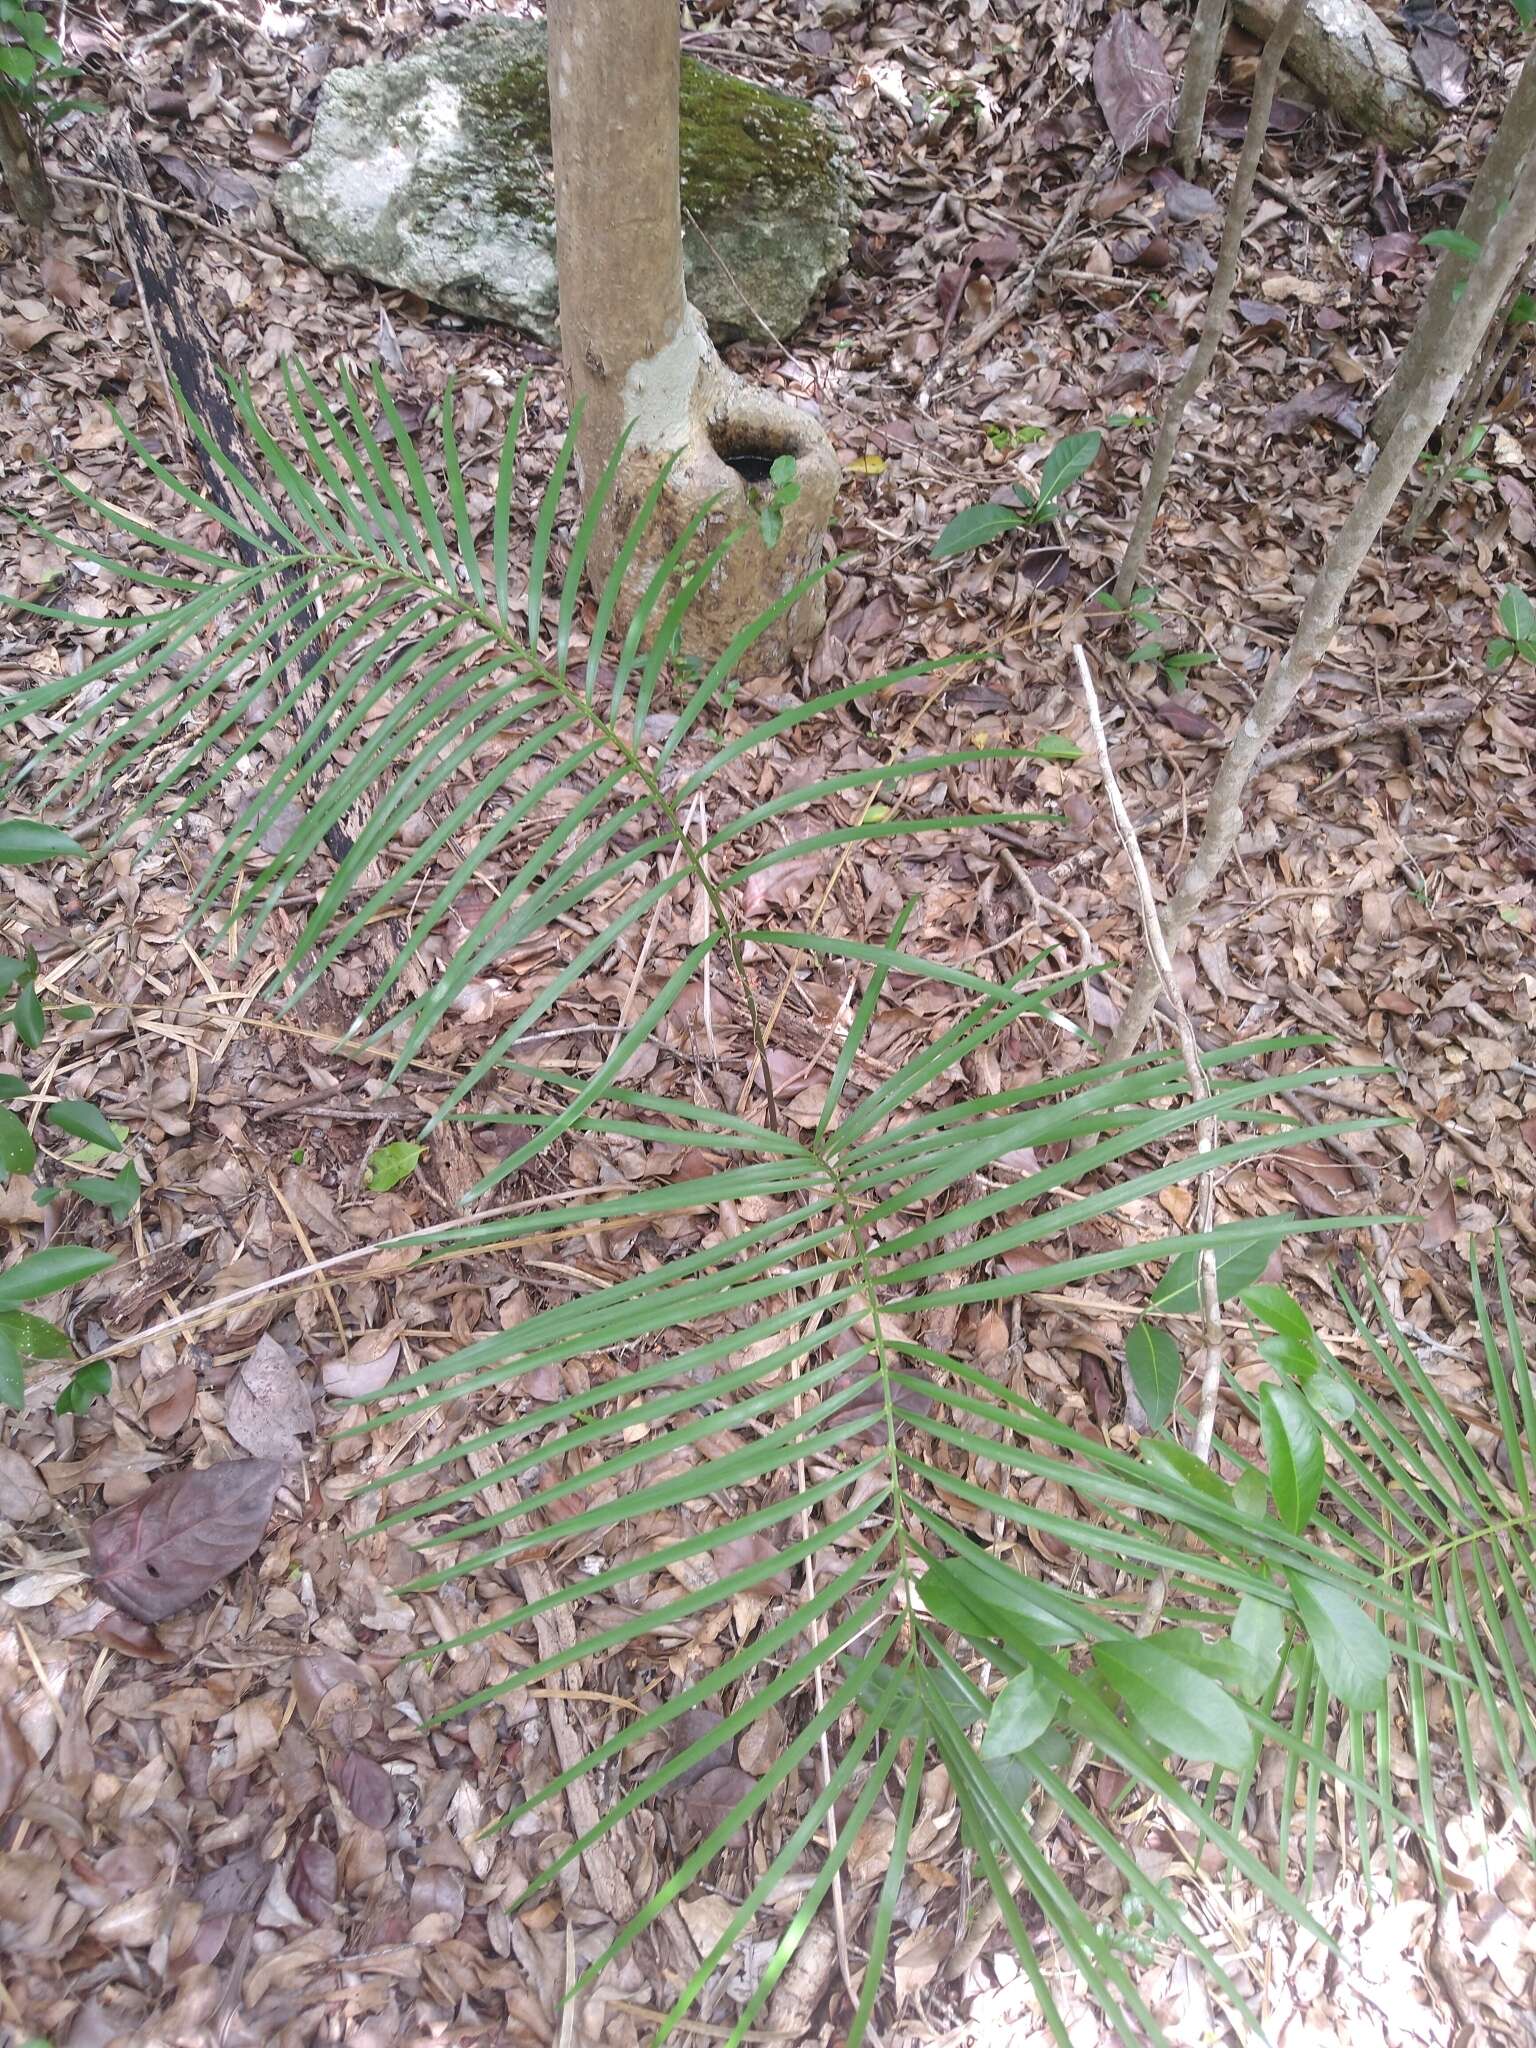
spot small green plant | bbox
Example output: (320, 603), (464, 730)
(931, 429), (1102, 558)
(753, 453), (800, 549)
(1100, 584), (1217, 691)
(1487, 582), (1536, 670)
(0, 2), (95, 226)
(365, 1138), (424, 1191)
(983, 422), (1047, 454)
(0, 818), (122, 1411)
(0, 2), (92, 120)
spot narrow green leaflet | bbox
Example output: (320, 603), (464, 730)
(1125, 1318), (1180, 1429)
(1421, 228), (1482, 259)
(0, 819), (84, 864)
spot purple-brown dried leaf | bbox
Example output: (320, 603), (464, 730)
(88, 1458), (281, 1623)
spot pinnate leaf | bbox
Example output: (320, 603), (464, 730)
(88, 1458), (282, 1622)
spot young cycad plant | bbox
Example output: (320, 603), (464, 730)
(1235, 1247), (1536, 1889)
(3, 367), (1519, 2042)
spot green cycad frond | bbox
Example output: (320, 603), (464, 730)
(2, 366), (1042, 1118)
(335, 944), (1407, 2048)
(1244, 1244), (1536, 1882)
(12, 361), (1512, 2043)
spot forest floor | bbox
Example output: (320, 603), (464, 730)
(1, 0), (1535, 2044)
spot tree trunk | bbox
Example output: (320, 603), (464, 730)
(1101, 135), (1536, 1066)
(546, 0), (837, 669)
(0, 100), (52, 231)
(1172, 0), (1231, 180)
(1373, 46), (1536, 448)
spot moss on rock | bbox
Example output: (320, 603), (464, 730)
(280, 23), (862, 345)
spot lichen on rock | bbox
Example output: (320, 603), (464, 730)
(278, 23), (864, 344)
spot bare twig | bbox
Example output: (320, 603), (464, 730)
(1104, 137), (1536, 1065)
(1073, 645), (1225, 1457)
(51, 164), (296, 263)
(1172, 0), (1231, 180)
(953, 651), (1230, 1990)
(1115, 0), (1304, 603)
(945, 141), (1116, 370)
(1045, 696), (1472, 889)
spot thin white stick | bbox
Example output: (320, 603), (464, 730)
(1073, 645), (1225, 1460)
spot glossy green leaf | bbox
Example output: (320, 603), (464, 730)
(0, 819), (84, 864)
(0, 1308), (72, 1359)
(1152, 1230), (1278, 1315)
(62, 1161), (142, 1223)
(0, 1326), (22, 1408)
(45, 1099), (123, 1152)
(12, 984), (45, 1050)
(1032, 429), (1102, 514)
(366, 1140), (424, 1191)
(930, 500), (1028, 558)
(1498, 584), (1536, 646)
(1093, 1633), (1254, 1770)
(1421, 228), (1482, 260)
(1286, 1573), (1390, 1708)
(1260, 1382), (1325, 1533)
(981, 1665), (1062, 1759)
(0, 1244), (114, 1308)
(56, 1359), (109, 1414)
(0, 1107), (36, 1174)
(1232, 1593), (1288, 1701)
(1125, 1319), (1180, 1429)
(1241, 1284), (1316, 1346)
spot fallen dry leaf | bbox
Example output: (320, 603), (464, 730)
(1092, 13), (1173, 154)
(88, 1458), (281, 1622)
(225, 1333), (314, 1462)
(320, 1326), (401, 1400)
(330, 1748), (396, 1828)
(0, 1446), (48, 1525)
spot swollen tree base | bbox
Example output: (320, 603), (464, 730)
(587, 307), (840, 670)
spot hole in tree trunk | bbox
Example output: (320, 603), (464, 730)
(713, 445), (783, 485)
